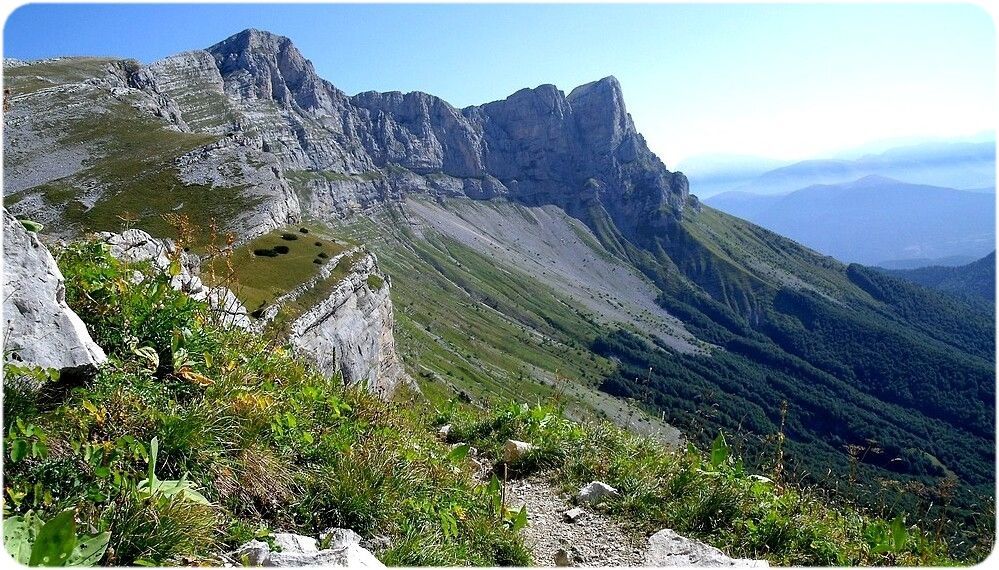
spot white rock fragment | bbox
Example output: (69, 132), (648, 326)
(563, 507), (585, 523)
(644, 529), (769, 567)
(503, 439), (535, 463)
(576, 481), (619, 505)
(231, 530), (383, 567)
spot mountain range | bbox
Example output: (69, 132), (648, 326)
(886, 251), (995, 302)
(683, 139), (996, 198)
(4, 28), (994, 539)
(705, 175), (996, 266)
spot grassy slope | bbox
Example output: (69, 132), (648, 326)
(2, 237), (968, 566)
(3, 241), (530, 566)
(4, 59), (254, 246)
(204, 227), (346, 313)
(338, 208), (610, 401)
(591, 203), (994, 556)
(329, 207), (682, 442)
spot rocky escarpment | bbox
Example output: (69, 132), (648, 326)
(4, 28), (691, 249)
(99, 229), (252, 330)
(2, 209), (107, 378)
(136, 29), (690, 237)
(281, 251), (408, 396)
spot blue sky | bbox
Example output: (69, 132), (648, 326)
(4, 3), (995, 166)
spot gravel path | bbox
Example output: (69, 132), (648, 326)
(503, 476), (646, 567)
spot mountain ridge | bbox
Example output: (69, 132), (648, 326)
(3, 28), (993, 548)
(706, 175), (996, 265)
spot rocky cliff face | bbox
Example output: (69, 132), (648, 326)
(149, 29), (690, 235)
(2, 209), (107, 379)
(4, 28), (690, 246)
(286, 252), (407, 396)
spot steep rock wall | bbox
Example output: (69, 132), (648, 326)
(287, 252), (408, 396)
(2, 209), (107, 378)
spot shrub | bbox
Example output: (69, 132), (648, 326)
(273, 245), (290, 255)
(299, 227), (309, 234)
(366, 274), (385, 290)
(280, 233), (299, 241)
(253, 248), (278, 257)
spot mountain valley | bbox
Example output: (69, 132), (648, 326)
(3, 28), (995, 564)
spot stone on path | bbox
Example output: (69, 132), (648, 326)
(576, 481), (619, 505)
(232, 530), (383, 567)
(503, 439), (535, 463)
(644, 529), (769, 567)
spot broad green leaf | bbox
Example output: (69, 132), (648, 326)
(4, 515), (36, 564)
(69, 532), (110, 566)
(132, 346), (160, 371)
(512, 506), (529, 532)
(710, 431), (729, 468)
(890, 516), (908, 552)
(148, 437), (159, 485)
(28, 509), (77, 566)
(137, 478), (211, 505)
(447, 444), (470, 462)
(10, 439), (28, 462)
(18, 219), (43, 233)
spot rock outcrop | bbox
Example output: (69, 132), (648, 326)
(2, 210), (107, 378)
(644, 529), (769, 567)
(231, 530), (383, 567)
(287, 252), (408, 395)
(99, 229), (251, 329)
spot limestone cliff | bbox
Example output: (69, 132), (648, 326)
(2, 209), (107, 379)
(154, 28), (691, 237)
(284, 252), (408, 396)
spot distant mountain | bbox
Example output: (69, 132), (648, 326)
(675, 153), (790, 198)
(877, 255), (978, 270)
(686, 140), (995, 197)
(886, 251), (995, 301)
(706, 175), (996, 266)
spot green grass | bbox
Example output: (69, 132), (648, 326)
(332, 208), (622, 414)
(436, 401), (966, 566)
(366, 274), (385, 290)
(2, 235), (981, 567)
(4, 58), (120, 96)
(3, 240), (531, 566)
(204, 227), (346, 313)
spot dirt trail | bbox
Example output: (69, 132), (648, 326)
(503, 476), (645, 566)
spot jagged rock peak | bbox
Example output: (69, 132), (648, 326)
(206, 28), (343, 113)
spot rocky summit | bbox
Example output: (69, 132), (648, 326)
(5, 28), (689, 242)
